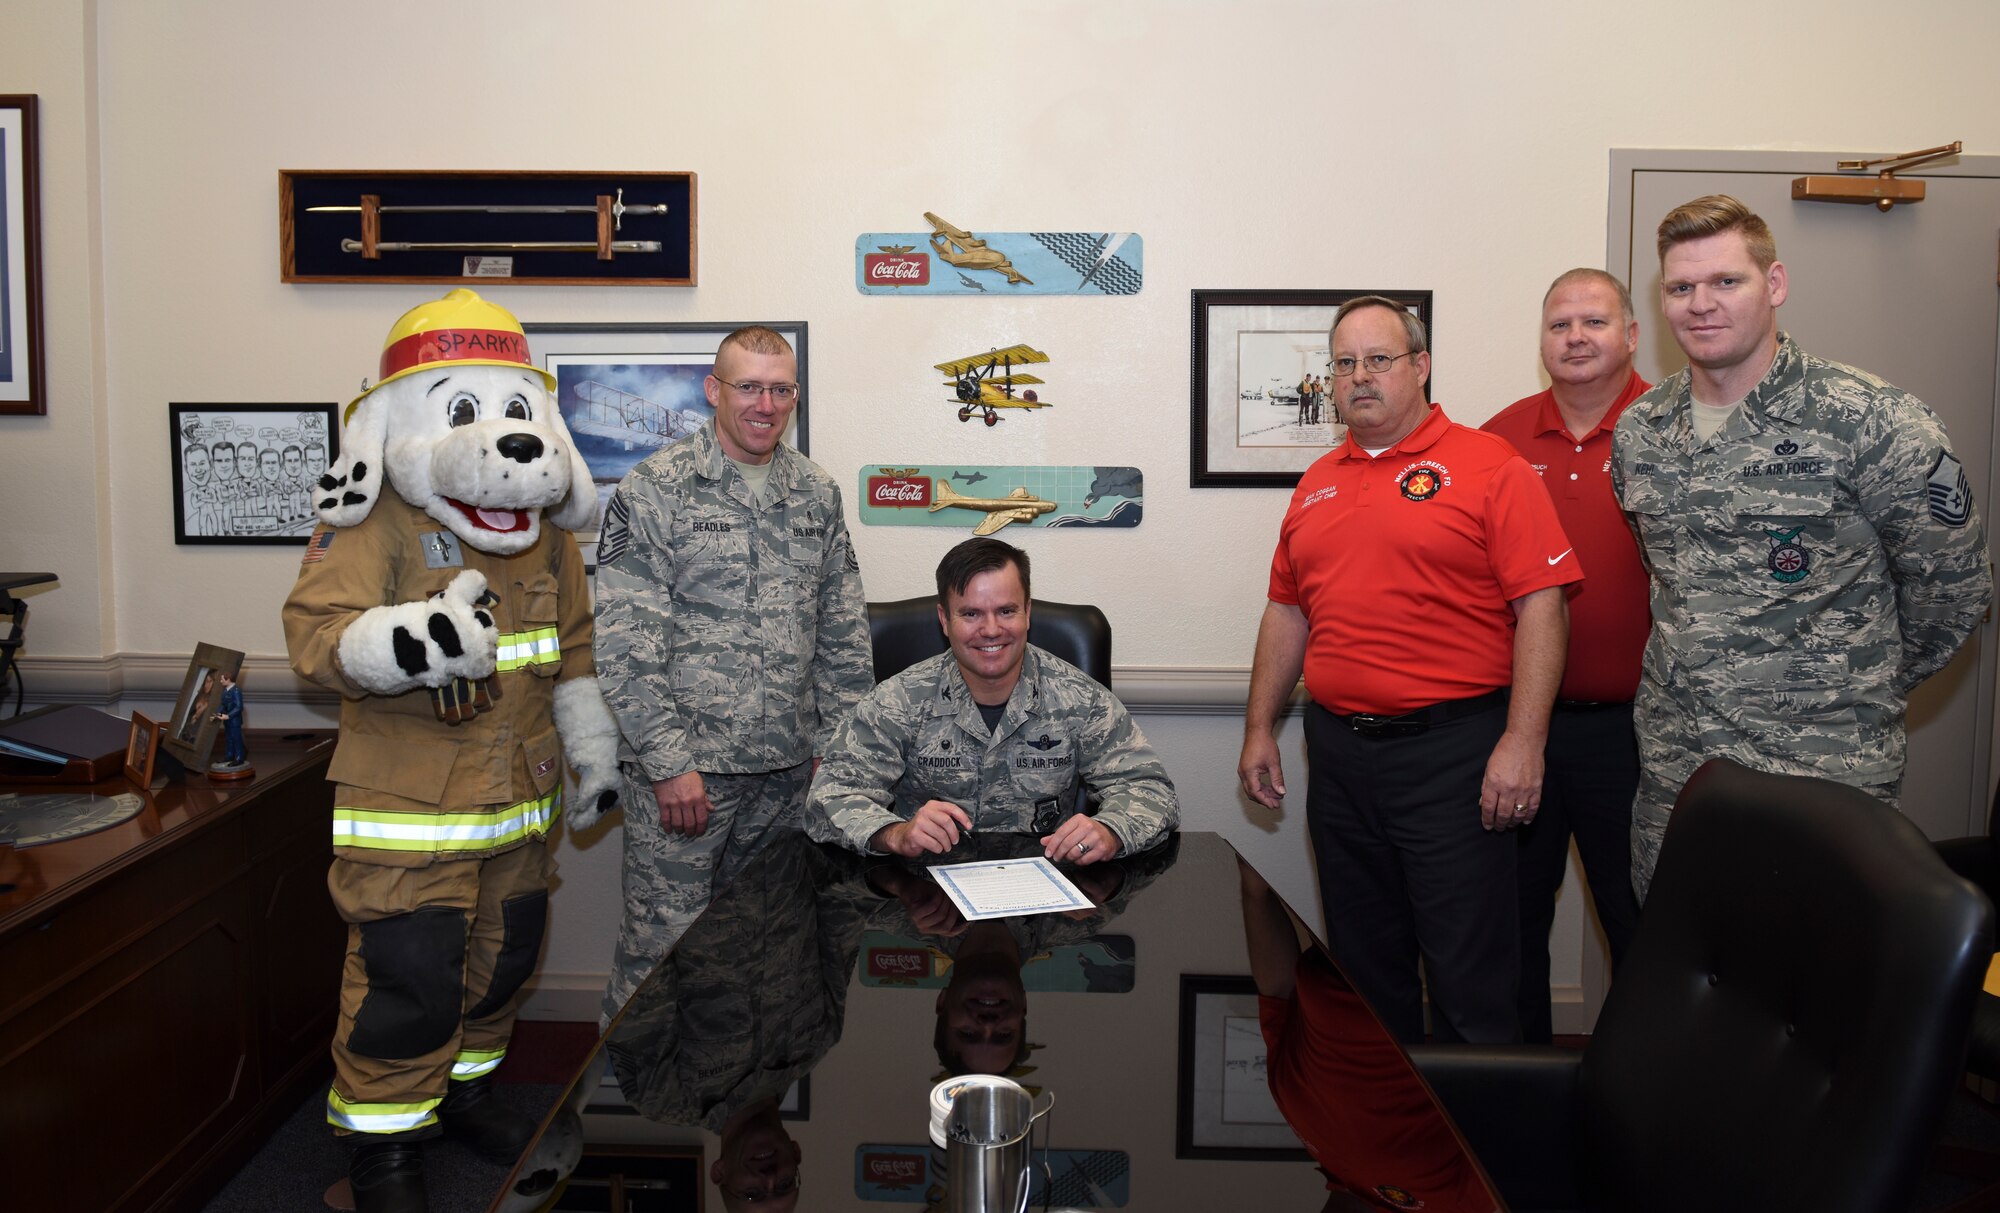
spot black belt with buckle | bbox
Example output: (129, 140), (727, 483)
(1555, 699), (1632, 712)
(1333, 688), (1508, 737)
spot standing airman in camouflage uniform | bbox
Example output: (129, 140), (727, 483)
(595, 326), (873, 1019)
(807, 537), (1178, 863)
(1613, 195), (1992, 900)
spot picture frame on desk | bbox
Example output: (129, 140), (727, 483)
(1176, 974), (1309, 1161)
(522, 321), (809, 544)
(162, 642), (244, 774)
(0, 96), (46, 417)
(123, 710), (165, 788)
(1189, 288), (1433, 488)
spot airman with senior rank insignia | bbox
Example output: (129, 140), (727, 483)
(594, 325), (874, 1021)
(1613, 195), (1993, 900)
(806, 537), (1178, 864)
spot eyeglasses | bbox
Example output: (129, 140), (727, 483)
(723, 1173), (802, 1203)
(1328, 352), (1420, 377)
(714, 378), (801, 403)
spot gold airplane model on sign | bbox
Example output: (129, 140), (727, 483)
(928, 481), (1058, 536)
(936, 344), (1053, 426)
(923, 213), (1033, 286)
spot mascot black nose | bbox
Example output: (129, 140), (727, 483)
(497, 433), (544, 464)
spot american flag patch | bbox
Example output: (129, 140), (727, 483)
(301, 531), (336, 564)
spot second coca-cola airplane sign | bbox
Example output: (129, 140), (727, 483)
(856, 463), (1144, 533)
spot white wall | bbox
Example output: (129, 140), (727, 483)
(7, 0), (2000, 1028)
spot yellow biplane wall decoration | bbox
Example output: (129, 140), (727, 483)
(937, 344), (1053, 427)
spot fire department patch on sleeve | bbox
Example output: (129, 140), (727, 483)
(597, 491), (631, 566)
(1928, 449), (1972, 527)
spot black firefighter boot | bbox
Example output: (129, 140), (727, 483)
(438, 1074), (536, 1163)
(348, 1138), (428, 1213)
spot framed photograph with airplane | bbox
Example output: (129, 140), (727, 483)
(523, 321), (809, 541)
(1190, 288), (1433, 488)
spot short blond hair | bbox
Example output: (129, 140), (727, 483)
(1657, 195), (1777, 271)
(716, 324), (794, 360)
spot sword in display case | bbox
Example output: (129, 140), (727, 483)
(309, 187), (667, 230)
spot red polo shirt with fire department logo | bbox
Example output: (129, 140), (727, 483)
(1269, 405), (1582, 716)
(1480, 369), (1652, 703)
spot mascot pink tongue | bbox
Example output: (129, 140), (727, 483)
(281, 288), (621, 1213)
(448, 498), (530, 533)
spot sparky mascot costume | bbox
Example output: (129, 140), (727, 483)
(282, 289), (620, 1213)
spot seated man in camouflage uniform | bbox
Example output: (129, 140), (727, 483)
(807, 537), (1178, 864)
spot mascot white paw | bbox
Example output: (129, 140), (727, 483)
(554, 676), (622, 831)
(337, 568), (500, 695)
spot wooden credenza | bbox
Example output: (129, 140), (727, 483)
(0, 731), (345, 1213)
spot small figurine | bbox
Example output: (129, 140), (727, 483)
(208, 669), (252, 779)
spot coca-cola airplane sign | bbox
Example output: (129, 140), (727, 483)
(855, 464), (1144, 532)
(855, 216), (1144, 296)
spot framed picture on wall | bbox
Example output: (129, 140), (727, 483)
(161, 642), (244, 773)
(1189, 288), (1434, 488)
(523, 321), (809, 539)
(1176, 974), (1310, 1160)
(170, 403), (339, 544)
(0, 95), (46, 416)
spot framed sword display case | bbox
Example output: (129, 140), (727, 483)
(280, 169), (696, 286)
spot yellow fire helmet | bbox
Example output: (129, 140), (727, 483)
(346, 288), (556, 421)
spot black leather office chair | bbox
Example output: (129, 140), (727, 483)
(1411, 759), (1992, 1213)
(864, 596), (1112, 688)
(1933, 785), (2000, 1080)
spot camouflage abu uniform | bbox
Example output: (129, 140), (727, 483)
(1612, 333), (1992, 899)
(595, 420), (872, 1017)
(806, 645), (1179, 856)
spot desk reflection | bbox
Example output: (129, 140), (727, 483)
(495, 832), (1495, 1212)
(1240, 859), (1502, 1213)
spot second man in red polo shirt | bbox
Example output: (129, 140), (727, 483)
(1481, 269), (1650, 1043)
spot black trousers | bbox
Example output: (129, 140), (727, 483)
(1515, 701), (1642, 1043)
(1305, 699), (1519, 1045)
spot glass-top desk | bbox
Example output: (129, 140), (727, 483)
(492, 831), (1503, 1212)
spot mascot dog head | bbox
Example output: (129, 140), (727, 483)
(317, 289), (594, 556)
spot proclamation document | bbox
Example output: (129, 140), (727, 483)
(930, 857), (1094, 921)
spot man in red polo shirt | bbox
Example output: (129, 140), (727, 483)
(1481, 269), (1649, 1044)
(1240, 295), (1580, 1045)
